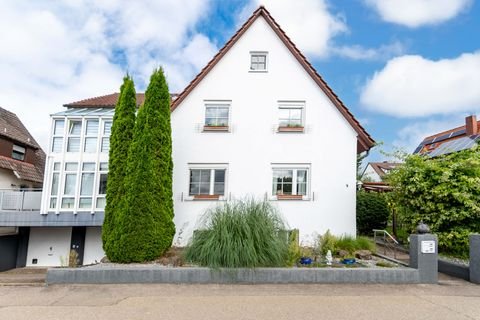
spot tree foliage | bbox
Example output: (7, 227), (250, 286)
(356, 191), (390, 235)
(112, 68), (175, 262)
(387, 148), (480, 257)
(102, 76), (136, 259)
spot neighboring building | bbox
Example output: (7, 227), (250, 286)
(0, 106), (45, 271)
(361, 161), (401, 183)
(414, 115), (480, 157)
(0, 107), (45, 189)
(0, 6), (374, 267)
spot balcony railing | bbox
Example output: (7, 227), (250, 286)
(0, 189), (42, 211)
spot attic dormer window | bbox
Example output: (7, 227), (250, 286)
(12, 145), (25, 161)
(250, 52), (268, 71)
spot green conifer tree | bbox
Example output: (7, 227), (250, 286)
(102, 76), (136, 259)
(115, 68), (175, 262)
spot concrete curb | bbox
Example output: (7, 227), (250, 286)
(46, 267), (422, 284)
(438, 258), (469, 281)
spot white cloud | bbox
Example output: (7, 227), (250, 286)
(334, 41), (405, 61)
(364, 0), (472, 28)
(360, 52), (480, 117)
(242, 0), (347, 58)
(0, 0), (217, 150)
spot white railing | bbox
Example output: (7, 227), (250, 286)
(0, 189), (42, 211)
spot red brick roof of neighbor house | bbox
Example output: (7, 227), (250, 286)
(368, 162), (402, 179)
(414, 115), (480, 155)
(63, 6), (375, 153)
(0, 106), (46, 184)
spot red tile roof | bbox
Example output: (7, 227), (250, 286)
(0, 155), (44, 184)
(414, 116), (479, 155)
(64, 93), (179, 108)
(0, 107), (42, 149)
(368, 162), (402, 178)
(63, 6), (375, 153)
(0, 106), (45, 184)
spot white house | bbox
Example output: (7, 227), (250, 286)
(1, 6), (374, 267)
(361, 162), (401, 183)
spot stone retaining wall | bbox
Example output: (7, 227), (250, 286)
(47, 267), (421, 284)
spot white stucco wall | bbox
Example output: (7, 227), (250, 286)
(26, 227), (72, 267)
(171, 16), (358, 244)
(83, 227), (105, 265)
(0, 168), (37, 189)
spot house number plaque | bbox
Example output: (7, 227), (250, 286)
(421, 241), (435, 254)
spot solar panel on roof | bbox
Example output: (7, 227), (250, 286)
(450, 129), (466, 139)
(433, 133), (452, 143)
(428, 136), (479, 157)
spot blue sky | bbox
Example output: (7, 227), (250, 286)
(1, 0), (479, 163)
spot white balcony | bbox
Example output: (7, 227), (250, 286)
(0, 189), (42, 211)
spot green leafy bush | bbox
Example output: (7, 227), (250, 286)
(184, 199), (289, 268)
(319, 230), (337, 255)
(317, 231), (375, 256)
(286, 229), (301, 267)
(388, 148), (480, 257)
(356, 191), (390, 235)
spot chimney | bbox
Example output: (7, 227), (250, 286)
(466, 115), (477, 136)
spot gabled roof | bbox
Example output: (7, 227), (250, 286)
(62, 6), (374, 153)
(414, 116), (480, 156)
(367, 162), (402, 179)
(0, 107), (42, 149)
(171, 6), (374, 153)
(0, 106), (46, 183)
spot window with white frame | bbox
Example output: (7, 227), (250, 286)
(278, 102), (304, 129)
(49, 162), (61, 209)
(61, 162), (78, 209)
(189, 168), (226, 197)
(250, 52), (268, 71)
(11, 145), (25, 161)
(272, 167), (309, 197)
(204, 103), (230, 128)
(79, 163), (95, 209)
(84, 120), (99, 153)
(51, 119), (64, 153)
(67, 120), (82, 152)
(96, 162), (108, 209)
(101, 120), (112, 153)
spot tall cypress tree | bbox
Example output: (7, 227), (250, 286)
(102, 76), (136, 259)
(115, 68), (175, 262)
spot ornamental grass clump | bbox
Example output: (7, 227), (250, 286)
(184, 199), (289, 268)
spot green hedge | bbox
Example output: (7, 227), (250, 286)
(356, 191), (390, 235)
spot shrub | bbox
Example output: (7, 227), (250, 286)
(286, 229), (301, 267)
(102, 75), (136, 259)
(184, 199), (289, 268)
(387, 149), (480, 258)
(112, 68), (175, 262)
(319, 230), (337, 255)
(356, 191), (390, 235)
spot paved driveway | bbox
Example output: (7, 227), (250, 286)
(0, 277), (479, 320)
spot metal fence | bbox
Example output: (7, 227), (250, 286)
(0, 189), (42, 211)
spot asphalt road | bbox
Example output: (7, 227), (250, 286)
(0, 278), (479, 320)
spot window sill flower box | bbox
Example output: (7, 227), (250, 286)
(277, 126), (304, 133)
(193, 194), (221, 200)
(203, 125), (229, 132)
(276, 194), (303, 200)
